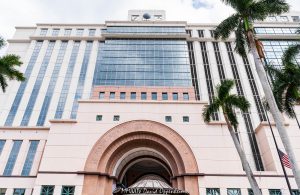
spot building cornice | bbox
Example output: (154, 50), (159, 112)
(256, 34), (300, 40)
(29, 36), (105, 41)
(36, 23), (105, 27)
(78, 99), (208, 105)
(49, 119), (77, 124)
(7, 39), (31, 43)
(0, 126), (50, 130)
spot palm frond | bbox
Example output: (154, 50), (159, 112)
(0, 37), (5, 49)
(234, 21), (248, 57)
(0, 75), (8, 92)
(220, 0), (252, 12)
(260, 0), (289, 16)
(282, 44), (300, 65)
(216, 79), (235, 100)
(202, 100), (221, 123)
(214, 13), (240, 40)
(226, 95), (251, 112)
(225, 106), (239, 129)
(265, 64), (282, 78)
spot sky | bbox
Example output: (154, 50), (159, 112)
(0, 0), (300, 41)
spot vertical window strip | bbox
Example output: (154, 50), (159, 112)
(21, 140), (39, 176)
(0, 140), (5, 156)
(54, 41), (81, 119)
(20, 41), (56, 126)
(70, 41), (93, 119)
(212, 42), (226, 81)
(3, 140), (22, 176)
(225, 42), (264, 171)
(187, 42), (200, 100)
(5, 41), (44, 126)
(200, 42), (219, 120)
(242, 57), (267, 121)
(37, 41), (68, 126)
(92, 42), (105, 86)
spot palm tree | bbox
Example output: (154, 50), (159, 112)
(214, 0), (300, 189)
(203, 80), (262, 195)
(266, 45), (300, 119)
(0, 36), (25, 92)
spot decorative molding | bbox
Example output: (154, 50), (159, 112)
(49, 119), (77, 124)
(0, 126), (49, 131)
(78, 99), (208, 105)
(7, 39), (31, 43)
(29, 36), (105, 41)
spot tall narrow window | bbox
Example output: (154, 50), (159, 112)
(210, 30), (215, 38)
(109, 92), (115, 99)
(212, 42), (226, 81)
(0, 188), (6, 195)
(21, 140), (39, 176)
(207, 188), (220, 195)
(70, 41), (94, 119)
(99, 92), (105, 99)
(198, 30), (204, 38)
(186, 30), (192, 36)
(187, 42), (200, 100)
(64, 29), (72, 36)
(0, 140), (5, 156)
(130, 92), (136, 100)
(225, 42), (264, 171)
(40, 28), (48, 36)
(21, 41), (56, 126)
(141, 92), (147, 100)
(183, 93), (189, 100)
(200, 42), (218, 120)
(52, 29), (60, 36)
(13, 189), (25, 195)
(151, 92), (157, 100)
(76, 29), (84, 36)
(5, 41), (43, 126)
(162, 93), (168, 100)
(120, 92), (126, 100)
(89, 29), (96, 36)
(37, 41), (68, 126)
(41, 185), (55, 195)
(3, 140), (22, 176)
(172, 93), (178, 100)
(61, 186), (75, 195)
(54, 41), (81, 119)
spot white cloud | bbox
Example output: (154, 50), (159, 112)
(0, 0), (299, 41)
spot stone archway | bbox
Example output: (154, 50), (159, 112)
(82, 120), (199, 195)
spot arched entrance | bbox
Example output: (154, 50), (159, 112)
(82, 120), (199, 195)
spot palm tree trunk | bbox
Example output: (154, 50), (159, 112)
(224, 114), (262, 195)
(247, 30), (300, 189)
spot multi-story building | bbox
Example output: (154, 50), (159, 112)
(0, 10), (299, 195)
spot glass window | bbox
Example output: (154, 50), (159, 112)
(141, 92), (147, 100)
(113, 115), (120, 121)
(109, 92), (115, 99)
(198, 30), (204, 38)
(186, 30), (192, 36)
(21, 140), (39, 176)
(52, 29), (60, 36)
(89, 29), (96, 36)
(267, 16), (277, 21)
(0, 188), (6, 195)
(269, 189), (281, 195)
(248, 189), (254, 195)
(120, 92), (126, 99)
(40, 28), (48, 36)
(131, 15), (140, 21)
(165, 116), (172, 122)
(207, 188), (220, 195)
(130, 92), (136, 100)
(99, 92), (105, 99)
(41, 185), (55, 195)
(3, 140), (22, 176)
(61, 186), (75, 195)
(210, 30), (215, 38)
(154, 15), (163, 20)
(76, 29), (84, 36)
(151, 92), (157, 100)
(13, 189), (25, 195)
(292, 190), (300, 195)
(0, 140), (5, 156)
(172, 93), (178, 100)
(291, 16), (300, 22)
(64, 29), (72, 36)
(280, 16), (288, 22)
(227, 188), (241, 195)
(183, 93), (189, 100)
(96, 115), (102, 121)
(162, 93), (168, 100)
(183, 116), (189, 122)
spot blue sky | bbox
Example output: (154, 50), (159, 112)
(0, 0), (299, 41)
